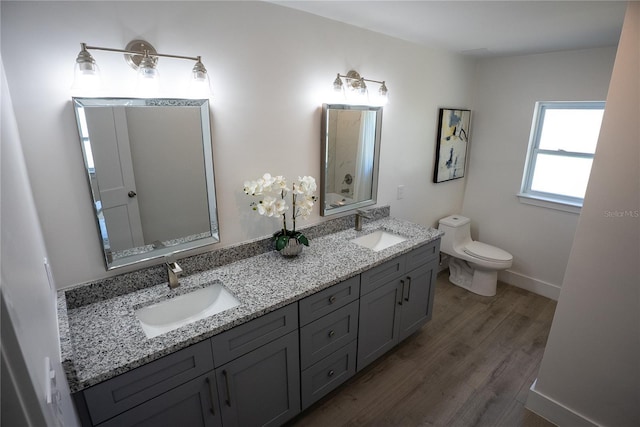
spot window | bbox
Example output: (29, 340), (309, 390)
(519, 101), (605, 212)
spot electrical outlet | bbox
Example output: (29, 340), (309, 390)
(397, 185), (405, 200)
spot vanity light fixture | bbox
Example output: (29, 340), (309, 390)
(72, 40), (212, 97)
(332, 70), (388, 105)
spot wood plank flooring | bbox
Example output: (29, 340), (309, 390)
(288, 272), (558, 427)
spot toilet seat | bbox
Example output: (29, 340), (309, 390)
(463, 241), (512, 262)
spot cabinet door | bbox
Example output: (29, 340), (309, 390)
(216, 331), (300, 427)
(357, 279), (403, 371)
(97, 373), (221, 427)
(83, 340), (213, 425)
(399, 261), (437, 341)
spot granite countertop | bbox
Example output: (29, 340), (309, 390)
(59, 217), (442, 393)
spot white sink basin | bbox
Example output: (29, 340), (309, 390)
(136, 283), (240, 338)
(351, 230), (407, 252)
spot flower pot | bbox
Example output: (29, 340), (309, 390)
(280, 237), (303, 257)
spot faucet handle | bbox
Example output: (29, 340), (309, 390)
(356, 209), (373, 219)
(165, 256), (183, 274)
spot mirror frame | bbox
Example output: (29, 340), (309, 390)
(320, 103), (383, 216)
(72, 97), (220, 270)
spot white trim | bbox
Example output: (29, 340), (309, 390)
(527, 380), (602, 427)
(498, 269), (561, 300)
(517, 193), (582, 214)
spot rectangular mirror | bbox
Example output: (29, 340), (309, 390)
(320, 104), (383, 216)
(72, 98), (219, 270)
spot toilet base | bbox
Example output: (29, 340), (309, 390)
(448, 257), (498, 297)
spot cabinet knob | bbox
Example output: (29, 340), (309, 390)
(328, 330), (335, 338)
(128, 190), (137, 198)
(327, 370), (335, 377)
(328, 295), (337, 304)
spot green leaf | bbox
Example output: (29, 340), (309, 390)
(297, 234), (309, 246)
(275, 235), (288, 251)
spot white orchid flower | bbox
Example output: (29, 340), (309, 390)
(296, 176), (317, 195)
(257, 196), (278, 217)
(273, 175), (289, 194)
(274, 199), (288, 216)
(244, 180), (260, 195)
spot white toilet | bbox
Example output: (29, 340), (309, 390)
(438, 215), (512, 297)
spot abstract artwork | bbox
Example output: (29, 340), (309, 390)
(433, 108), (471, 183)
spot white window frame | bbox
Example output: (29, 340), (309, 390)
(518, 101), (605, 213)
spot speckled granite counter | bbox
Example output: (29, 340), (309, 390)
(59, 217), (442, 393)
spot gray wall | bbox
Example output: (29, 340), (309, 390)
(528, 3), (640, 425)
(463, 46), (616, 299)
(1, 1), (474, 288)
(1, 59), (79, 426)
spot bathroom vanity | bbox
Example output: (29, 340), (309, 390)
(60, 216), (441, 426)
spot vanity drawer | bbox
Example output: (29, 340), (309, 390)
(83, 340), (213, 425)
(360, 255), (406, 295)
(406, 240), (440, 272)
(211, 303), (298, 366)
(299, 275), (360, 326)
(300, 301), (359, 369)
(301, 340), (357, 410)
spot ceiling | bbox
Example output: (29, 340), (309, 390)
(271, 1), (627, 57)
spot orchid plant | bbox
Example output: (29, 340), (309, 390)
(243, 173), (318, 251)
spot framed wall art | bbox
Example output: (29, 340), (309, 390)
(433, 108), (471, 183)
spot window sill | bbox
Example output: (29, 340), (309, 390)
(516, 193), (582, 214)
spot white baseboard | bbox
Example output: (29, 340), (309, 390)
(498, 270), (561, 300)
(526, 380), (601, 427)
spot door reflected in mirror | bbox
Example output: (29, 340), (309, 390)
(73, 98), (219, 270)
(321, 104), (383, 216)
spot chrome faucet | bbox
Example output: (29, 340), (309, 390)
(165, 257), (183, 289)
(355, 209), (373, 231)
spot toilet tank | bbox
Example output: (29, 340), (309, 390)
(438, 215), (472, 255)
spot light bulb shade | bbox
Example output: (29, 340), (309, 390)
(377, 81), (389, 105)
(71, 45), (102, 95)
(136, 56), (160, 97)
(358, 78), (367, 95)
(138, 54), (159, 78)
(333, 74), (343, 92)
(187, 58), (213, 98)
(191, 58), (207, 80)
(379, 81), (388, 97)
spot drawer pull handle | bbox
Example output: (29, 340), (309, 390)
(404, 276), (412, 302)
(205, 377), (216, 415)
(328, 370), (335, 377)
(328, 330), (335, 338)
(399, 279), (405, 305)
(329, 295), (337, 304)
(222, 370), (232, 407)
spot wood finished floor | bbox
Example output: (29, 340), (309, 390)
(288, 272), (558, 427)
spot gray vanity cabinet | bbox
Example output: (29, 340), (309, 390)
(74, 305), (300, 427)
(357, 277), (404, 370)
(214, 331), (300, 427)
(73, 340), (220, 427)
(298, 276), (360, 409)
(97, 373), (222, 427)
(211, 303), (300, 427)
(398, 261), (437, 341)
(357, 240), (440, 371)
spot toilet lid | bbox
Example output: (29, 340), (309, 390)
(464, 241), (512, 262)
